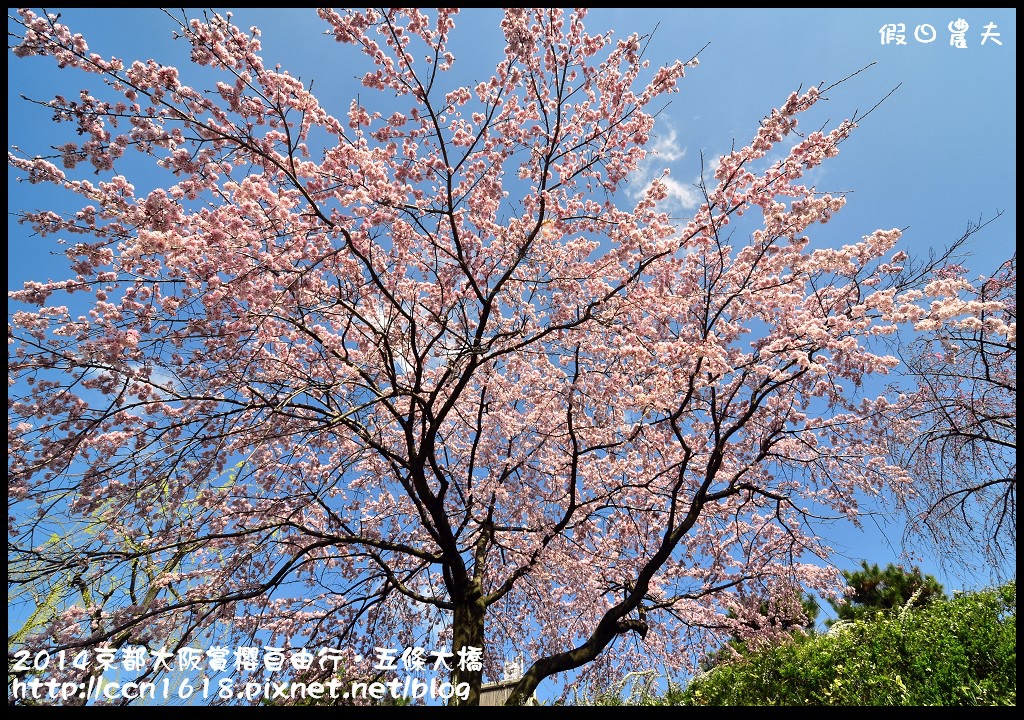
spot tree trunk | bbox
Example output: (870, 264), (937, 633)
(450, 579), (486, 705)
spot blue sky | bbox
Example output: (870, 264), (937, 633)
(6, 5), (1016, 684)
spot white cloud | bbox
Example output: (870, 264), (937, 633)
(650, 127), (687, 163)
(660, 176), (701, 210)
(628, 120), (702, 213)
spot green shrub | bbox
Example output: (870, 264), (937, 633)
(672, 581), (1015, 706)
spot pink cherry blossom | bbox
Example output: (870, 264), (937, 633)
(8, 7), (1009, 707)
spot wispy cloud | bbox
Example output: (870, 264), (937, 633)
(650, 126), (687, 163)
(628, 121), (702, 213)
(659, 176), (701, 211)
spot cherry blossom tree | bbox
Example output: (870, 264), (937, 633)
(884, 252), (1016, 576)
(7, 8), (1002, 705)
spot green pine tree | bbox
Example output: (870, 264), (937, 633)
(828, 561), (944, 625)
